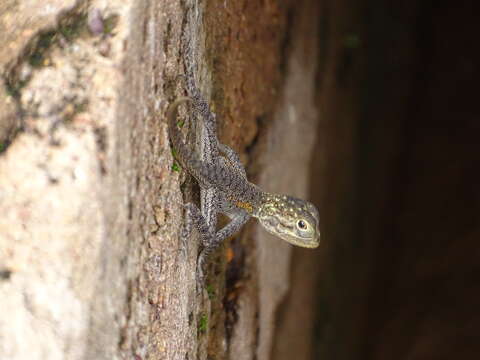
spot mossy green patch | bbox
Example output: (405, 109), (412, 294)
(198, 313), (208, 333)
(172, 162), (181, 172)
(206, 284), (215, 300)
(103, 15), (119, 35)
(58, 14), (87, 41)
(28, 31), (56, 67)
(28, 14), (88, 68)
(5, 78), (27, 98)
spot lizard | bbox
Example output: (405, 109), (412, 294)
(167, 84), (320, 281)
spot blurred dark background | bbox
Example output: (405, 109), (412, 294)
(274, 1), (480, 359)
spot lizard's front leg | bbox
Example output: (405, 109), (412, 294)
(183, 202), (250, 284)
(196, 208), (250, 280)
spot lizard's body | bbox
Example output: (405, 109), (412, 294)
(167, 86), (320, 278)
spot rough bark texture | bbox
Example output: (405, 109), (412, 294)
(0, 0), (320, 359)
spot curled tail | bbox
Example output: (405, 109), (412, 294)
(166, 96), (254, 197)
(166, 97), (216, 188)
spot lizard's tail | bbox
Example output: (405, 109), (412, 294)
(166, 96), (223, 190)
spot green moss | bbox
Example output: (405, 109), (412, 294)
(4, 12), (91, 102)
(27, 14), (88, 68)
(206, 284), (215, 300)
(58, 14), (87, 40)
(103, 15), (119, 35)
(28, 31), (56, 67)
(172, 162), (181, 172)
(5, 79), (27, 98)
(0, 135), (16, 154)
(177, 120), (185, 128)
(198, 313), (208, 333)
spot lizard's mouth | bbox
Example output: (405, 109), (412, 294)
(274, 230), (320, 248)
(259, 217), (320, 248)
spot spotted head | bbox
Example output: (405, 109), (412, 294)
(255, 193), (320, 248)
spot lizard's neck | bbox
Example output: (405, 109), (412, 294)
(254, 192), (278, 215)
(227, 182), (265, 214)
(252, 192), (292, 218)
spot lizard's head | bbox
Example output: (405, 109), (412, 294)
(255, 194), (320, 248)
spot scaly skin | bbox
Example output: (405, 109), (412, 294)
(167, 89), (320, 281)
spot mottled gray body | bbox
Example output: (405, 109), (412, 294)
(167, 86), (320, 281)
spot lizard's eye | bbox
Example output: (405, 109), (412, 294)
(297, 220), (308, 230)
